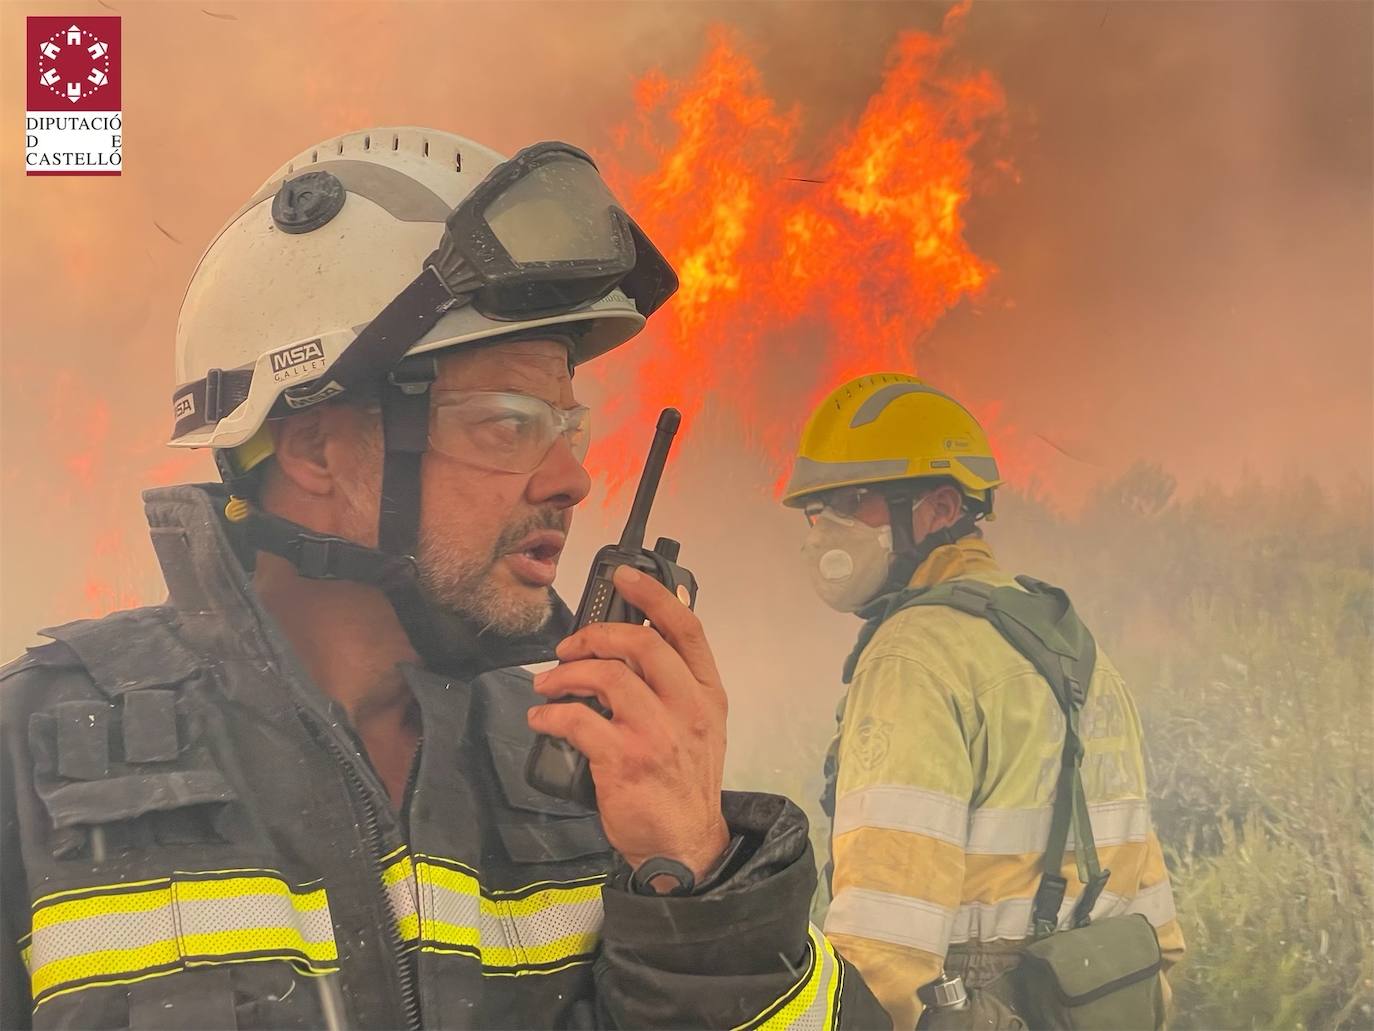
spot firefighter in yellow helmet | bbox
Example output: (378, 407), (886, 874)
(784, 374), (1184, 1029)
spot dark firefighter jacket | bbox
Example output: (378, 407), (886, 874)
(1, 485), (888, 1031)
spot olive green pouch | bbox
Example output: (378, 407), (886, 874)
(1016, 914), (1164, 1030)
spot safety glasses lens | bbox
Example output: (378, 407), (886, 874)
(430, 393), (591, 473)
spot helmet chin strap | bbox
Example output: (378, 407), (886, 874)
(225, 349), (572, 678)
(880, 494), (981, 598)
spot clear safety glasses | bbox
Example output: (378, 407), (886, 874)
(802, 486), (878, 527)
(429, 390), (591, 473)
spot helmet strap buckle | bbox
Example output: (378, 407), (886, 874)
(387, 356), (438, 396)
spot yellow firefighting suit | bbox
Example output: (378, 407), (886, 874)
(821, 534), (1185, 1029)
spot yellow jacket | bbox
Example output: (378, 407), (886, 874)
(822, 536), (1184, 1029)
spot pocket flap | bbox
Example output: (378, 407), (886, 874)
(40, 769), (237, 829)
(1021, 914), (1162, 1006)
(487, 733), (596, 818)
(496, 816), (610, 864)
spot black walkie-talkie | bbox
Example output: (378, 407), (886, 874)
(525, 408), (698, 807)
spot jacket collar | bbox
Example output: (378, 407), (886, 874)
(906, 533), (1002, 589)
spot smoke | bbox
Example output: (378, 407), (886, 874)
(1, 0), (1370, 781)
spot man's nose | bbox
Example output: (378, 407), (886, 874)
(527, 436), (591, 509)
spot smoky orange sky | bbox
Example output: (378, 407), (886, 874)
(1, 0), (1370, 786)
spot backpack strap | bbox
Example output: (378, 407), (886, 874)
(843, 576), (1110, 938)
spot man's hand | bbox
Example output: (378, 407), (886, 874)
(527, 564), (730, 881)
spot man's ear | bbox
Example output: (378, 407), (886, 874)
(268, 410), (333, 497)
(931, 484), (965, 526)
(913, 483), (966, 537)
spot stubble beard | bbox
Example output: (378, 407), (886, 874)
(337, 442), (557, 639)
(415, 512), (559, 638)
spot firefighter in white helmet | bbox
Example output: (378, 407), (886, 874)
(0, 128), (887, 1030)
(784, 374), (1184, 1030)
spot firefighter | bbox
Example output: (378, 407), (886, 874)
(783, 374), (1184, 1029)
(0, 128), (888, 1030)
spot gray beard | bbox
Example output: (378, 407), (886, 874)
(416, 509), (564, 638)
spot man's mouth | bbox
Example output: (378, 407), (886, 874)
(503, 530), (566, 588)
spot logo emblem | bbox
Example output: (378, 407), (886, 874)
(268, 340), (327, 382)
(25, 17), (122, 176)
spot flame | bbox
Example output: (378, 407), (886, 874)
(590, 2), (1008, 494)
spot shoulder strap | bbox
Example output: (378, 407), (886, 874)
(842, 580), (993, 684)
(844, 576), (1110, 937)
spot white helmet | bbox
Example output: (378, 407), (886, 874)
(170, 126), (663, 455)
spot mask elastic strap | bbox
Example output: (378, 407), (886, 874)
(881, 497), (980, 596)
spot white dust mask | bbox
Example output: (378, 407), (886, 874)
(802, 509), (895, 613)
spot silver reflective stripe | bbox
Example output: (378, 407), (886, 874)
(949, 897), (1034, 943)
(955, 455), (1000, 482)
(965, 798), (1152, 855)
(243, 159), (451, 222)
(1125, 879), (1178, 927)
(27, 872), (338, 1008)
(422, 873), (605, 954)
(824, 887), (954, 954)
(739, 925), (843, 1031)
(174, 892), (334, 946)
(30, 905), (174, 971)
(784, 456), (909, 501)
(412, 857), (604, 971)
(832, 784), (969, 847)
(948, 881), (1175, 944)
(850, 383), (974, 428)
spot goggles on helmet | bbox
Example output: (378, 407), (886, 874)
(428, 390), (591, 473)
(427, 141), (676, 321)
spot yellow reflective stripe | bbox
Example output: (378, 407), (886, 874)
(32, 940), (181, 1000)
(32, 882), (174, 931)
(178, 928), (337, 965)
(174, 875), (330, 909)
(382, 852), (415, 887)
(26, 870), (338, 1009)
(520, 930), (601, 968)
(381, 851), (421, 947)
(735, 925), (844, 1031)
(497, 883), (601, 917)
(396, 854), (605, 975)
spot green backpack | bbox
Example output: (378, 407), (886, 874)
(845, 575), (1166, 1031)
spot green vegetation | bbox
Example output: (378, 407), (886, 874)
(998, 465), (1373, 1029)
(747, 465), (1374, 1029)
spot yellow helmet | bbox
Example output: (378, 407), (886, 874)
(782, 372), (1002, 511)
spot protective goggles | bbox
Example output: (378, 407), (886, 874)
(427, 141), (678, 321)
(173, 142), (678, 448)
(428, 390), (591, 473)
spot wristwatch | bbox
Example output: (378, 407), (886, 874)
(625, 834), (746, 897)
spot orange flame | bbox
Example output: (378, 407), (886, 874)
(590, 3), (1008, 494)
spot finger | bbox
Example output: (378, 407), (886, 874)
(606, 565), (722, 687)
(534, 659), (663, 729)
(527, 700), (620, 762)
(556, 620), (699, 708)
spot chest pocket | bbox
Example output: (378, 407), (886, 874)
(485, 733), (611, 864)
(28, 689), (238, 861)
